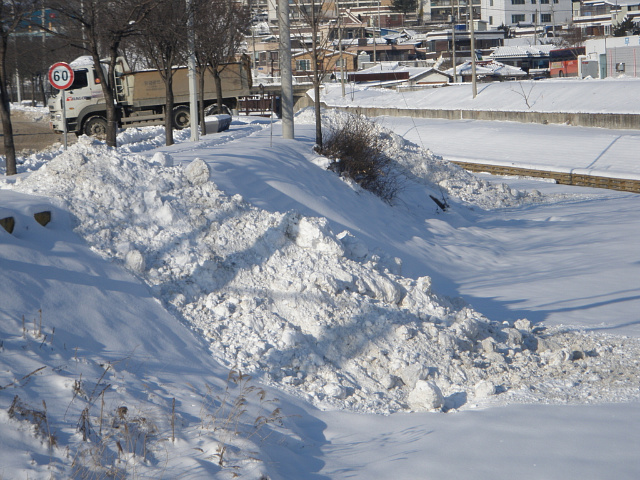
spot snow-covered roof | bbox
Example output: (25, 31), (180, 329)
(489, 45), (555, 59)
(583, 0), (640, 5)
(355, 61), (434, 80)
(69, 56), (95, 67)
(444, 60), (527, 77)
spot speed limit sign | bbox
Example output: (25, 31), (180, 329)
(48, 62), (74, 90)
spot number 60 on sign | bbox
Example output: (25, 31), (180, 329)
(48, 62), (74, 90)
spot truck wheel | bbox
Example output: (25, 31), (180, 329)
(84, 116), (107, 139)
(205, 104), (231, 116)
(172, 106), (191, 129)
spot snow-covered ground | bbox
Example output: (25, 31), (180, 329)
(1, 87), (639, 479)
(377, 115), (640, 180)
(322, 75), (640, 114)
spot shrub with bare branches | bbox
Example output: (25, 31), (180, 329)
(321, 114), (401, 203)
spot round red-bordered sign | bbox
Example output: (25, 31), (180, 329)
(48, 62), (74, 90)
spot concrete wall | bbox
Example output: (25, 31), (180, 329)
(323, 104), (640, 130)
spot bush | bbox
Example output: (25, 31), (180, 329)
(321, 114), (400, 203)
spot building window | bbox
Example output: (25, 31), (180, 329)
(540, 0), (549, 3)
(512, 14), (526, 23)
(296, 59), (311, 71)
(540, 13), (551, 22)
(489, 15), (493, 24)
(490, 0), (493, 5)
(511, 0), (525, 4)
(532, 13), (537, 22)
(531, 0), (536, 3)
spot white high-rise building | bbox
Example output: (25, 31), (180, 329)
(480, 0), (572, 28)
(417, 0), (572, 28)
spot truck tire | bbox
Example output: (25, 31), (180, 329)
(84, 116), (108, 139)
(205, 104), (231, 116)
(172, 106), (191, 129)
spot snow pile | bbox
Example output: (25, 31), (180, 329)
(3, 104), (266, 176)
(6, 128), (640, 415)
(306, 108), (550, 210)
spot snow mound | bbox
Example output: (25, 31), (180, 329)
(298, 108), (552, 210)
(7, 125), (640, 414)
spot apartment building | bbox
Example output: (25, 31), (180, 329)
(480, 0), (572, 28)
(419, 0), (482, 23)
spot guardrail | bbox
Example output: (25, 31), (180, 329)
(450, 161), (640, 194)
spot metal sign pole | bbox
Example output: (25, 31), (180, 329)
(62, 89), (67, 150)
(49, 62), (74, 150)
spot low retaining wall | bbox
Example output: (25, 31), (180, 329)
(325, 104), (640, 130)
(451, 161), (640, 194)
(322, 103), (640, 193)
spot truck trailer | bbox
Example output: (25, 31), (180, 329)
(48, 56), (252, 136)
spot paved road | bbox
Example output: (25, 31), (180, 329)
(0, 110), (70, 156)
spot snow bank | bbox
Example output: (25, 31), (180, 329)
(302, 108), (552, 210)
(5, 121), (640, 414)
(321, 76), (640, 114)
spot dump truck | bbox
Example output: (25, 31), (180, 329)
(48, 55), (252, 136)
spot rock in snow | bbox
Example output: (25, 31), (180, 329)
(185, 157), (210, 185)
(407, 380), (444, 411)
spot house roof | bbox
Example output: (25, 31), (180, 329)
(355, 62), (448, 82)
(291, 48), (357, 59)
(345, 43), (418, 53)
(444, 60), (527, 77)
(489, 45), (556, 59)
(583, 0), (640, 5)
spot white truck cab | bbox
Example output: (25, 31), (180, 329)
(49, 55), (249, 136)
(49, 57), (109, 135)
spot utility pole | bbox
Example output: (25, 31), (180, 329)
(469, 1), (477, 98)
(373, 7), (377, 63)
(278, 0), (294, 139)
(251, 0), (258, 78)
(451, 7), (457, 83)
(337, 0), (345, 97)
(186, 0), (198, 141)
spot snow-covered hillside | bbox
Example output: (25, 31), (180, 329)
(1, 102), (639, 478)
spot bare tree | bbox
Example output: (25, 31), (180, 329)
(193, 0), (251, 134)
(557, 24), (585, 48)
(292, 0), (334, 148)
(136, 0), (189, 146)
(1, 0), (39, 175)
(8, 33), (55, 107)
(46, 0), (155, 147)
